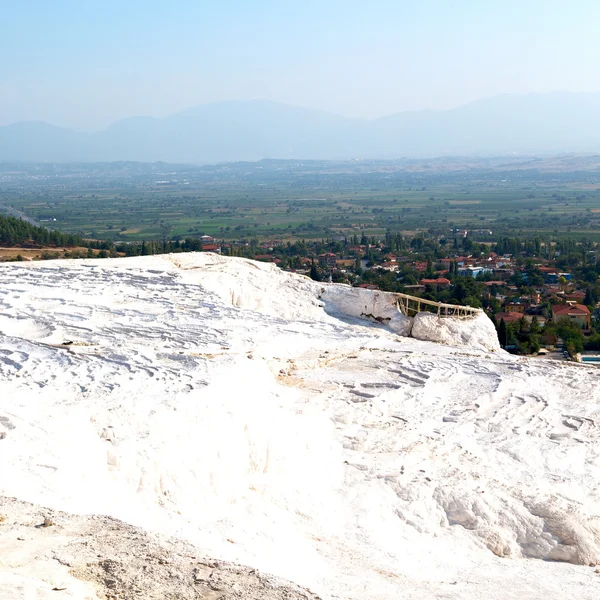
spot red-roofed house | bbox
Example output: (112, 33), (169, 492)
(483, 280), (506, 287)
(552, 304), (591, 329)
(564, 290), (587, 303)
(319, 253), (338, 268)
(420, 278), (451, 289)
(495, 311), (525, 324)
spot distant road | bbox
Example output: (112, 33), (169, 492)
(0, 204), (41, 227)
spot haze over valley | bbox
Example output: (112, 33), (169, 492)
(3, 92), (600, 164)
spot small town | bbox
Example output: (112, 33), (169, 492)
(3, 210), (599, 358)
(185, 231), (600, 359)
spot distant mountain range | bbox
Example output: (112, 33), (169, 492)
(2, 92), (600, 164)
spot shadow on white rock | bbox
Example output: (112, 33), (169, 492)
(319, 285), (413, 337)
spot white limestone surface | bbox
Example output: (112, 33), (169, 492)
(412, 310), (501, 352)
(1, 253), (599, 600)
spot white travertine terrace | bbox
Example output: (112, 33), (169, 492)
(0, 253), (598, 599)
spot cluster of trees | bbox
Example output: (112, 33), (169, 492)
(543, 320), (600, 356)
(495, 316), (541, 355)
(0, 214), (86, 248)
(494, 317), (600, 357)
(113, 238), (218, 257)
(494, 236), (544, 257)
(0, 214), (118, 258)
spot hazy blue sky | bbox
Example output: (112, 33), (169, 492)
(2, 0), (599, 130)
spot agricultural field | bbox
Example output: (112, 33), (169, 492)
(1, 158), (600, 242)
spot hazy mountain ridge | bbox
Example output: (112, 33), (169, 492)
(2, 92), (600, 163)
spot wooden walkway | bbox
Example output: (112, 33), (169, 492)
(395, 292), (481, 319)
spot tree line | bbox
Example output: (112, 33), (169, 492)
(0, 214), (87, 247)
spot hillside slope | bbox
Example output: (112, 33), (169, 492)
(1, 254), (599, 599)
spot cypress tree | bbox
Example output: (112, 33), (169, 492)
(309, 260), (321, 282)
(498, 319), (507, 348)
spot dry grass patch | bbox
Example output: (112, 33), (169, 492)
(0, 246), (101, 261)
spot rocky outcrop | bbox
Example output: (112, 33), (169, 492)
(320, 284), (500, 351)
(0, 496), (321, 600)
(411, 311), (501, 352)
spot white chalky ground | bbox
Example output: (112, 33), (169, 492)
(1, 253), (600, 599)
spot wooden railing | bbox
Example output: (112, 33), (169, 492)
(395, 292), (482, 319)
